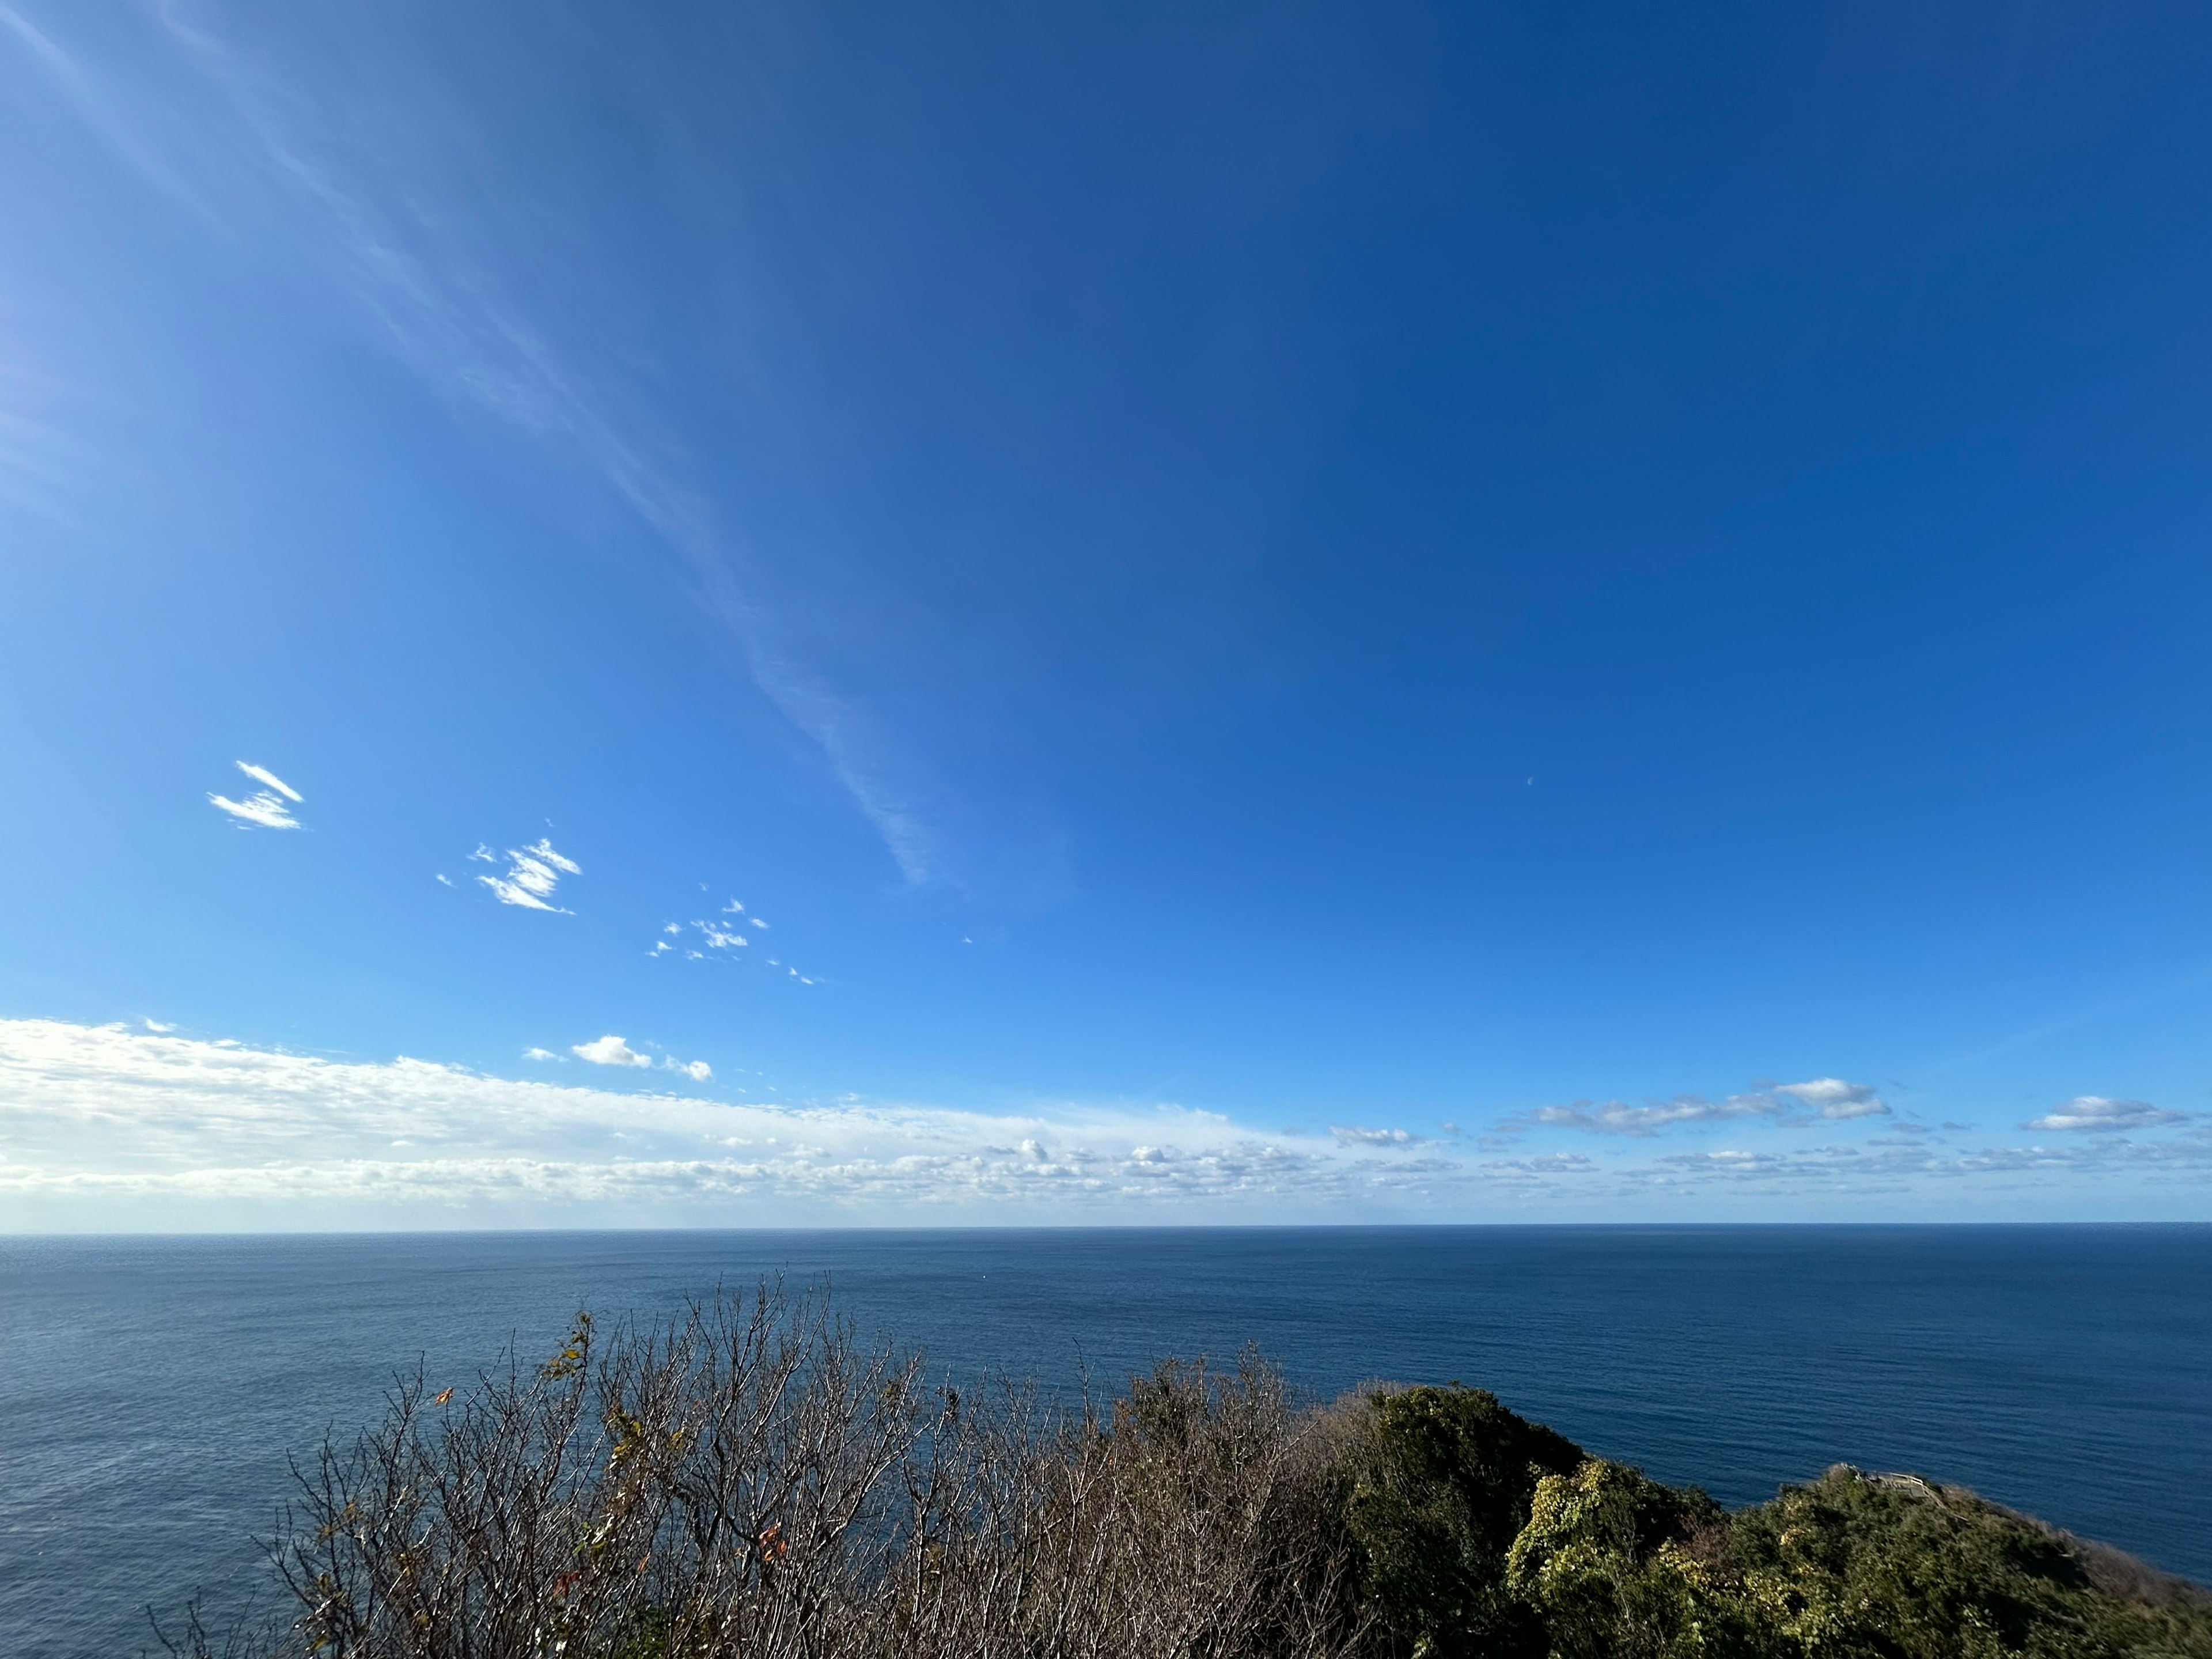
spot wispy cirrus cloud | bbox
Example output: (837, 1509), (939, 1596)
(476, 839), (581, 912)
(0, 365), (93, 525)
(2024, 1096), (2186, 1133)
(207, 760), (304, 830)
(0, 5), (952, 884)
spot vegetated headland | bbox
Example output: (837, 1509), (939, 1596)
(164, 1286), (2210, 1659)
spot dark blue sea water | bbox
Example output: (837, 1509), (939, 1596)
(3, 1226), (2208, 1657)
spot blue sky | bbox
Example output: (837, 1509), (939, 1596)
(3, 0), (2210, 1226)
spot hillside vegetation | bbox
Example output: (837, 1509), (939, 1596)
(165, 1287), (2210, 1659)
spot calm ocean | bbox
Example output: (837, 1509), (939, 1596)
(3, 1225), (2207, 1656)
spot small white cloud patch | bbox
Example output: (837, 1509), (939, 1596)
(2025, 1096), (2184, 1133)
(666, 1058), (712, 1082)
(1528, 1078), (1888, 1137)
(1332, 1126), (1418, 1147)
(571, 1034), (650, 1068)
(477, 839), (581, 913)
(1774, 1078), (1889, 1120)
(234, 763), (302, 802)
(209, 760), (304, 830)
(523, 1047), (561, 1062)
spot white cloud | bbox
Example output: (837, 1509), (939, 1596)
(2024, 1096), (2186, 1133)
(1528, 1094), (1770, 1136)
(476, 839), (581, 913)
(696, 923), (749, 950)
(522, 1047), (560, 1062)
(208, 791), (300, 830)
(143, 1020), (175, 1033)
(571, 1034), (650, 1069)
(234, 762), (302, 802)
(750, 918), (770, 930)
(1774, 1078), (1889, 1120)
(666, 1059), (712, 1082)
(207, 761), (306, 830)
(664, 922), (683, 935)
(1484, 1153), (1597, 1175)
(1332, 1126), (1418, 1147)
(435, 873), (454, 887)
(0, 1019), (1497, 1225)
(1525, 1079), (1888, 1137)
(3, 1022), (2203, 1228)
(721, 900), (744, 915)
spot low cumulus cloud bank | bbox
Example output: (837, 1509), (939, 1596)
(0, 1020), (1460, 1224)
(1, 1023), (2202, 1226)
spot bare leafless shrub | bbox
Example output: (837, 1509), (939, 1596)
(168, 1285), (1365, 1659)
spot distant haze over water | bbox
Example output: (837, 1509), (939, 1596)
(2, 1225), (2206, 1658)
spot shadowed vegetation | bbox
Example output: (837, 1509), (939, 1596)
(162, 1286), (2210, 1659)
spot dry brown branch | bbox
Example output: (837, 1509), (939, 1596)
(173, 1286), (1363, 1659)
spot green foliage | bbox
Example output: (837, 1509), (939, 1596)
(1331, 1386), (2212, 1659)
(1506, 1459), (1769, 1659)
(1340, 1385), (1584, 1658)
(1725, 1467), (2212, 1659)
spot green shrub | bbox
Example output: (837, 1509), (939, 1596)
(1505, 1459), (1770, 1659)
(1340, 1384), (1583, 1658)
(1726, 1467), (2212, 1659)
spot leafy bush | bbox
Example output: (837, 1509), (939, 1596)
(1339, 1384), (1582, 1658)
(1726, 1467), (2212, 1659)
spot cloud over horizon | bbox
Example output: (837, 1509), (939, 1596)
(0, 1018), (1465, 1224)
(1, 1022), (2203, 1229)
